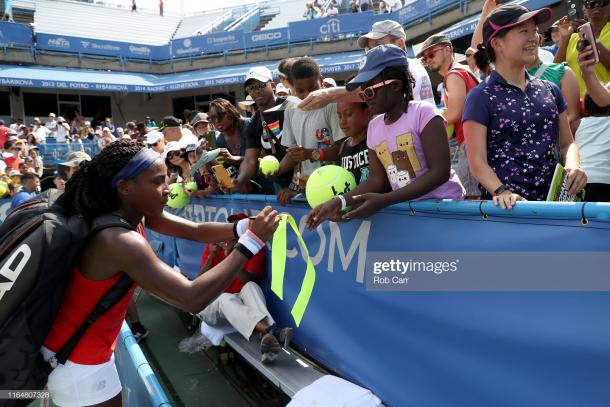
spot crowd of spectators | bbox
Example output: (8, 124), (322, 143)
(5, 0), (610, 215)
(304, 0), (407, 18)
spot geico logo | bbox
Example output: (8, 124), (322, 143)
(320, 19), (340, 35)
(252, 32), (282, 42)
(0, 243), (32, 301)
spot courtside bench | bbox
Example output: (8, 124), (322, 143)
(223, 332), (326, 398)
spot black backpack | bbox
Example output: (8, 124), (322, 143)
(0, 190), (135, 406)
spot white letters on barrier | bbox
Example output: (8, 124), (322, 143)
(251, 32), (282, 42)
(320, 19), (341, 35)
(166, 202), (372, 283)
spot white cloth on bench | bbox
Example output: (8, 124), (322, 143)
(199, 321), (236, 346)
(288, 375), (382, 407)
(197, 281), (275, 341)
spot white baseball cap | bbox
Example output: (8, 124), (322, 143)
(245, 66), (273, 84)
(323, 77), (337, 87)
(275, 83), (291, 95)
(146, 131), (163, 145)
(357, 20), (406, 49)
(163, 141), (182, 160)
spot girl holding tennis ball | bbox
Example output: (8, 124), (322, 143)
(306, 45), (464, 229)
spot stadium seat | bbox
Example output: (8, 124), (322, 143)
(33, 0), (180, 45)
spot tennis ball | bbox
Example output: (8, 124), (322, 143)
(0, 181), (7, 198)
(185, 181), (198, 193)
(306, 165), (356, 209)
(259, 155), (280, 177)
(167, 183), (190, 209)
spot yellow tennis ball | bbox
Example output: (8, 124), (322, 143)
(0, 181), (7, 198)
(306, 165), (356, 209)
(185, 181), (198, 192)
(259, 155), (280, 176)
(167, 183), (190, 209)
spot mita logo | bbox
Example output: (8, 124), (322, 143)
(0, 244), (31, 301)
(81, 41), (90, 48)
(48, 37), (70, 48)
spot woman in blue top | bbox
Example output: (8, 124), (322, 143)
(463, 5), (587, 209)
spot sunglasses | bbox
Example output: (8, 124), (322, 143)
(420, 46), (446, 62)
(148, 142), (159, 147)
(585, 0), (609, 8)
(358, 79), (399, 102)
(245, 82), (268, 94)
(167, 151), (181, 159)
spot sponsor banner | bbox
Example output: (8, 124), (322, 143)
(35, 33), (169, 59)
(170, 30), (245, 58)
(288, 12), (383, 42)
(244, 27), (288, 48)
(0, 22), (33, 47)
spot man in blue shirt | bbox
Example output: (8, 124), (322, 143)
(10, 173), (40, 209)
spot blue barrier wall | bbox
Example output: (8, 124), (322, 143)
(115, 322), (171, 406)
(3, 196), (608, 406)
(37, 141), (101, 166)
(149, 196), (610, 407)
(170, 30), (245, 58)
(0, 22), (33, 47)
(36, 33), (170, 59)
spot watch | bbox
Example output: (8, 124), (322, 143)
(310, 149), (322, 162)
(493, 184), (510, 196)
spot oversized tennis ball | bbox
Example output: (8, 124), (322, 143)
(185, 181), (198, 193)
(0, 181), (7, 198)
(167, 183), (189, 209)
(306, 165), (356, 209)
(259, 155), (280, 177)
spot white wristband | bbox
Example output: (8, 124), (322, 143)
(234, 218), (250, 238)
(336, 195), (347, 211)
(237, 230), (265, 256)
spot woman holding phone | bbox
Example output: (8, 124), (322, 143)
(554, 0), (610, 97)
(462, 4), (587, 209)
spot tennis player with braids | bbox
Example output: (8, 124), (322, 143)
(41, 140), (280, 407)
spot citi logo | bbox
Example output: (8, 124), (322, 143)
(320, 19), (340, 35)
(251, 32), (282, 42)
(0, 244), (31, 301)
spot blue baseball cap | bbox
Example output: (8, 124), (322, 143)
(346, 44), (409, 92)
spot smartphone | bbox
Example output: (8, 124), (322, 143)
(577, 22), (599, 65)
(201, 131), (217, 150)
(212, 164), (234, 189)
(566, 0), (583, 21)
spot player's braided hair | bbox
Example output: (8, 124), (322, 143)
(63, 140), (144, 220)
